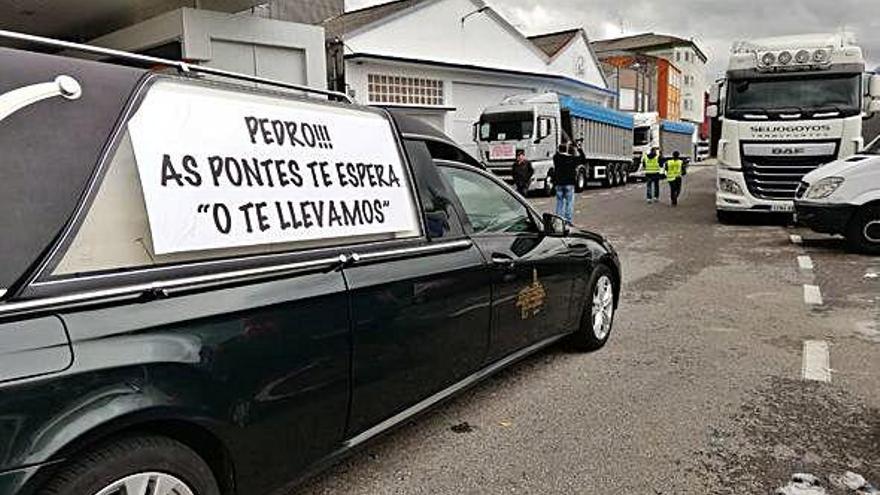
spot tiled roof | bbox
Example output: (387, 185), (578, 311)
(591, 33), (707, 62)
(528, 28), (580, 58)
(323, 0), (428, 39)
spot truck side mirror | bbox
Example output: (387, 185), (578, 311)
(709, 83), (722, 104)
(868, 99), (880, 115)
(869, 74), (880, 98)
(706, 105), (719, 118)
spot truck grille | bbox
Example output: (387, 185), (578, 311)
(742, 152), (836, 201)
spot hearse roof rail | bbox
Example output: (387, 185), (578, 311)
(0, 29), (353, 103)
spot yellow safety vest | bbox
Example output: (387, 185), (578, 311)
(643, 154), (661, 174)
(666, 159), (683, 181)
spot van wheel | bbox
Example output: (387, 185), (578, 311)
(575, 169), (587, 192)
(40, 436), (220, 495)
(569, 265), (616, 352)
(543, 171), (555, 197)
(717, 210), (738, 224)
(845, 204), (880, 254)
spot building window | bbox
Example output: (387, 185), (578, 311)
(676, 52), (681, 62)
(367, 74), (445, 106)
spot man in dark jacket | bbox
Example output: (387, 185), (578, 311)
(511, 150), (534, 196)
(553, 143), (578, 223)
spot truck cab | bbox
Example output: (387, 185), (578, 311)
(709, 33), (880, 222)
(475, 94), (561, 195)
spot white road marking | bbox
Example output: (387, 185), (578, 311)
(802, 340), (831, 382)
(797, 255), (814, 271)
(803, 284), (823, 306)
(790, 234), (803, 245)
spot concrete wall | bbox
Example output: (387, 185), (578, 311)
(90, 8), (327, 89)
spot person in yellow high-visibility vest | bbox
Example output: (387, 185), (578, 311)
(642, 147), (662, 203)
(665, 151), (685, 207)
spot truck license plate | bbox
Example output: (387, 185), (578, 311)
(489, 144), (515, 160)
(771, 202), (794, 213)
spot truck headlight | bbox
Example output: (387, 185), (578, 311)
(804, 177), (844, 199)
(719, 177), (743, 196)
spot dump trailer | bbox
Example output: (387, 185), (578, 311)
(630, 112), (696, 178)
(475, 92), (634, 195)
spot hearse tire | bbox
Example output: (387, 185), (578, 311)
(40, 435), (220, 495)
(845, 203), (880, 255)
(569, 264), (616, 352)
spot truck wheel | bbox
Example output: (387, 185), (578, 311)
(40, 436), (220, 495)
(542, 171), (555, 197)
(569, 264), (616, 352)
(616, 168), (626, 187)
(575, 169), (587, 192)
(602, 165), (615, 188)
(845, 203), (880, 254)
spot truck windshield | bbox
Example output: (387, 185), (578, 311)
(727, 73), (861, 118)
(479, 112), (534, 141)
(634, 126), (651, 146)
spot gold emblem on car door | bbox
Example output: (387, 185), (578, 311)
(516, 268), (547, 320)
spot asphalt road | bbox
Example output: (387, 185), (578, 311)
(295, 163), (880, 494)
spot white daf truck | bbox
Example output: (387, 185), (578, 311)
(631, 112), (696, 178)
(475, 92), (634, 195)
(709, 33), (880, 222)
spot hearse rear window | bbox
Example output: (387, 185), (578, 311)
(53, 79), (421, 276)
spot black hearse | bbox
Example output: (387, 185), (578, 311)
(0, 31), (620, 495)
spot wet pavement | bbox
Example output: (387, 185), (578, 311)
(294, 162), (879, 494)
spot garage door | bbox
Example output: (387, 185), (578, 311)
(208, 40), (308, 85)
(450, 82), (531, 157)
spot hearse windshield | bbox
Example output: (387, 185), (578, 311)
(479, 111), (534, 141)
(634, 126), (651, 146)
(726, 73), (861, 119)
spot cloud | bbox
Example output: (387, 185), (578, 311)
(344, 0), (880, 74)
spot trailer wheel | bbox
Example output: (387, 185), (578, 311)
(575, 169), (587, 192)
(602, 164), (614, 188)
(542, 170), (555, 197)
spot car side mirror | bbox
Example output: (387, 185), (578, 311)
(543, 213), (569, 236)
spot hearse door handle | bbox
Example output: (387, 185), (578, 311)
(490, 253), (516, 270)
(0, 75), (82, 124)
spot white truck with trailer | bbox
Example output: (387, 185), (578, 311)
(708, 33), (880, 223)
(630, 112), (696, 178)
(794, 136), (880, 254)
(475, 92), (634, 194)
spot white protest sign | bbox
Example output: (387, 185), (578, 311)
(128, 80), (420, 255)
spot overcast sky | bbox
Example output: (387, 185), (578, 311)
(346, 0), (880, 78)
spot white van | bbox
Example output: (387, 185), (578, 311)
(794, 137), (880, 253)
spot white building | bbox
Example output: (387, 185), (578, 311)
(323, 0), (615, 155)
(592, 33), (708, 126)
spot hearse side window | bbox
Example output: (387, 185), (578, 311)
(424, 140), (482, 168)
(439, 166), (538, 235)
(51, 79), (421, 277)
(403, 140), (467, 239)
